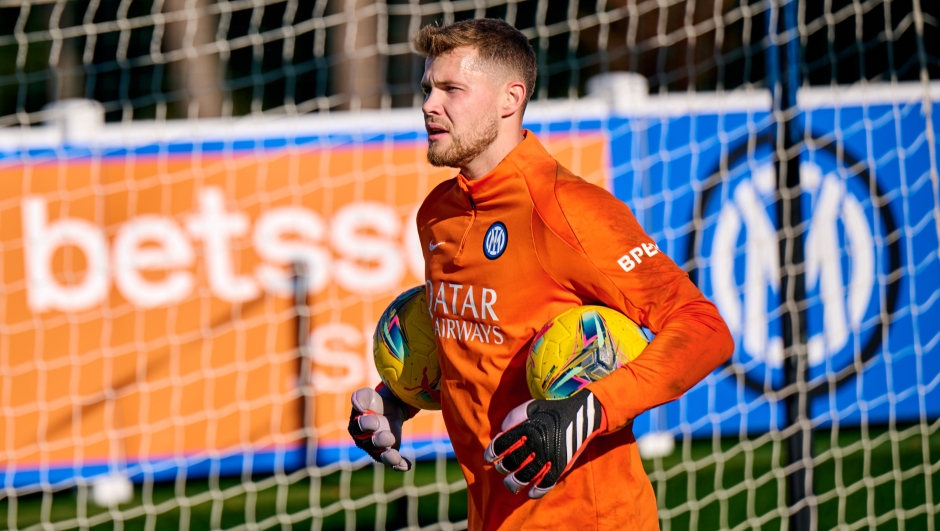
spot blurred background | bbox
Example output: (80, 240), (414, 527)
(3, 0), (938, 121)
(0, 0), (938, 530)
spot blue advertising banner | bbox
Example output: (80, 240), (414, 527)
(618, 87), (940, 438)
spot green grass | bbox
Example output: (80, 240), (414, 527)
(649, 424), (940, 530)
(0, 459), (468, 531)
(2, 426), (938, 530)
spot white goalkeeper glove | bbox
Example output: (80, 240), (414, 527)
(347, 386), (413, 471)
(484, 390), (607, 499)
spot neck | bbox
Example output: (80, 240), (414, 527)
(460, 126), (525, 180)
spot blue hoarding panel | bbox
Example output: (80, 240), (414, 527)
(615, 99), (940, 439)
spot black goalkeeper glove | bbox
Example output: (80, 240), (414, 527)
(484, 391), (606, 499)
(348, 386), (413, 471)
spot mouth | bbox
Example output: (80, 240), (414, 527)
(425, 123), (449, 142)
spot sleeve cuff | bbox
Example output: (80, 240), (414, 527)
(587, 372), (635, 433)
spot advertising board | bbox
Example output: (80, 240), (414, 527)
(1, 83), (937, 486)
(618, 84), (940, 437)
(0, 118), (608, 486)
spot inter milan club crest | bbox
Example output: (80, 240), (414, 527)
(483, 222), (508, 260)
(688, 135), (900, 396)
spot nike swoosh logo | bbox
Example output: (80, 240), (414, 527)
(429, 241), (445, 251)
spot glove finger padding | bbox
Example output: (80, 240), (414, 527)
(348, 411), (386, 457)
(483, 399), (535, 467)
(489, 425), (539, 474)
(485, 391), (605, 499)
(351, 387), (385, 416)
(348, 387), (412, 471)
(354, 413), (384, 433)
(503, 456), (550, 494)
(349, 413), (395, 452)
(380, 448), (413, 472)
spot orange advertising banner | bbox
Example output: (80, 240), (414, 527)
(0, 128), (607, 484)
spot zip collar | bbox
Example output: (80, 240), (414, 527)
(456, 130), (553, 205)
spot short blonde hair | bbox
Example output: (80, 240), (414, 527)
(413, 19), (537, 104)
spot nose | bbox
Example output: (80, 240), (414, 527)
(422, 87), (442, 117)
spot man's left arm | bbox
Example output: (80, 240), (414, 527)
(484, 178), (734, 498)
(553, 181), (735, 431)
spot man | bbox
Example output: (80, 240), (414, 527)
(348, 18), (734, 530)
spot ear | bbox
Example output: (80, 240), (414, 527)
(501, 80), (527, 118)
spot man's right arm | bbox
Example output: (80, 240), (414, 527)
(354, 178), (454, 470)
(347, 385), (416, 471)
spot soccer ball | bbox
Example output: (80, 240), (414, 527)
(372, 285), (442, 410)
(527, 306), (648, 400)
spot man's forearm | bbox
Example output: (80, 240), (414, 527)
(587, 300), (734, 431)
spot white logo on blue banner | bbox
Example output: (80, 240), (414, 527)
(484, 222), (508, 260)
(692, 139), (898, 392)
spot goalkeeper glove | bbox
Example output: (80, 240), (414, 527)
(484, 390), (606, 499)
(347, 386), (413, 471)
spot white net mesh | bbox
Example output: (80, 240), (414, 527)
(0, 1), (938, 530)
(0, 0), (785, 124)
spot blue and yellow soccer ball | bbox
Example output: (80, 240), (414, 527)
(527, 306), (648, 400)
(372, 286), (442, 410)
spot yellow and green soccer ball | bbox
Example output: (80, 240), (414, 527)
(372, 286), (442, 410)
(527, 306), (648, 400)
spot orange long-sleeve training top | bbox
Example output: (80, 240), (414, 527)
(416, 131), (734, 530)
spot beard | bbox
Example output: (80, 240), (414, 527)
(426, 114), (499, 169)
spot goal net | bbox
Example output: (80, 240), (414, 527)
(0, 0), (937, 530)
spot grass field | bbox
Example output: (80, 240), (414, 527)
(2, 425), (937, 530)
(651, 424), (940, 530)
